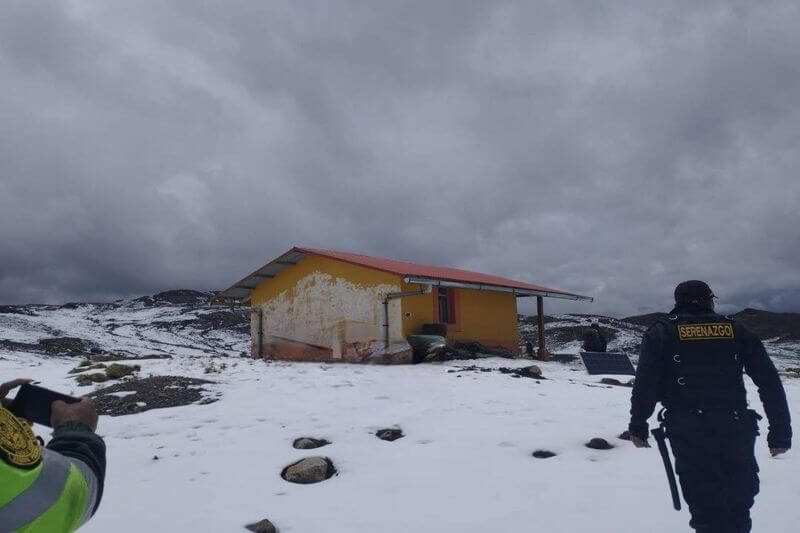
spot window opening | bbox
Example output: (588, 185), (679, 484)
(438, 287), (455, 324)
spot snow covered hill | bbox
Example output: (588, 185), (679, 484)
(0, 290), (250, 360)
(3, 289), (797, 365)
(519, 312), (800, 366)
(1, 291), (799, 532)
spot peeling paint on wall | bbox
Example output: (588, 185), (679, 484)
(256, 271), (406, 361)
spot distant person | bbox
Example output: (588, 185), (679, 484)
(628, 281), (791, 533)
(1, 378), (106, 532)
(581, 323), (607, 352)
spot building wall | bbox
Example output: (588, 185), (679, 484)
(249, 254), (410, 363)
(401, 282), (520, 354)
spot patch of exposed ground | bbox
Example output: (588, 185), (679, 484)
(89, 376), (217, 416)
(0, 336), (95, 357)
(448, 365), (546, 380)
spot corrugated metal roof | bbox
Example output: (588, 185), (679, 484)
(220, 246), (592, 302)
(298, 247), (591, 297)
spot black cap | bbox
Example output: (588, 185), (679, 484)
(674, 280), (715, 305)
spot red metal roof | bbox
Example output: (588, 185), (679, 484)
(295, 247), (585, 298)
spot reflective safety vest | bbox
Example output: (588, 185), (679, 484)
(0, 408), (98, 532)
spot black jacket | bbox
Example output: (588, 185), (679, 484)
(582, 327), (607, 352)
(629, 304), (792, 449)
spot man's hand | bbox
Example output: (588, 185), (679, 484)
(0, 378), (32, 408)
(51, 398), (99, 432)
(631, 435), (651, 448)
(770, 448), (788, 457)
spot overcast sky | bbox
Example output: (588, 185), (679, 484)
(1, 0), (799, 317)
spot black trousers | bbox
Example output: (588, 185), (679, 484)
(665, 409), (760, 533)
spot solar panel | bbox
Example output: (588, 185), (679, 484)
(580, 352), (636, 376)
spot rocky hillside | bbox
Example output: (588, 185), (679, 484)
(2, 290), (798, 364)
(520, 310), (800, 364)
(622, 308), (800, 343)
(0, 290), (250, 360)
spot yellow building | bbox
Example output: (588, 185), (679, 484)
(220, 247), (591, 363)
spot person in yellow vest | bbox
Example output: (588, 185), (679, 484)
(1, 378), (106, 532)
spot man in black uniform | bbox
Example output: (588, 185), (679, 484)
(628, 280), (791, 533)
(582, 323), (607, 352)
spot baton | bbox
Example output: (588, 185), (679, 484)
(651, 426), (682, 511)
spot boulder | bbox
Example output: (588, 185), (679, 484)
(600, 377), (633, 387)
(532, 450), (557, 459)
(585, 438), (614, 450)
(376, 428), (404, 442)
(518, 365), (542, 378)
(293, 438), (330, 450)
(245, 519), (277, 533)
(281, 457), (336, 484)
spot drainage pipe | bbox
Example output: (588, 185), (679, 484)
(383, 285), (432, 348)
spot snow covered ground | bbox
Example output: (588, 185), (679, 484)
(1, 296), (798, 532)
(1, 351), (798, 532)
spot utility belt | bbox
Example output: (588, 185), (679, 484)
(652, 406), (763, 512)
(662, 405), (753, 419)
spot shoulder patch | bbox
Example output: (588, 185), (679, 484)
(0, 407), (42, 468)
(677, 322), (735, 341)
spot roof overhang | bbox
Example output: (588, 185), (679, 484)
(219, 249), (309, 302)
(220, 246), (594, 304)
(403, 276), (593, 302)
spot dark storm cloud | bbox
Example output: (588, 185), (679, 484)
(1, 0), (799, 316)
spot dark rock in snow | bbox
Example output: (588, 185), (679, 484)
(245, 518), (277, 532)
(586, 438), (614, 450)
(517, 365), (542, 378)
(281, 457), (336, 484)
(498, 366), (546, 379)
(600, 377), (634, 387)
(376, 428), (404, 441)
(532, 450), (557, 459)
(293, 438), (331, 450)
